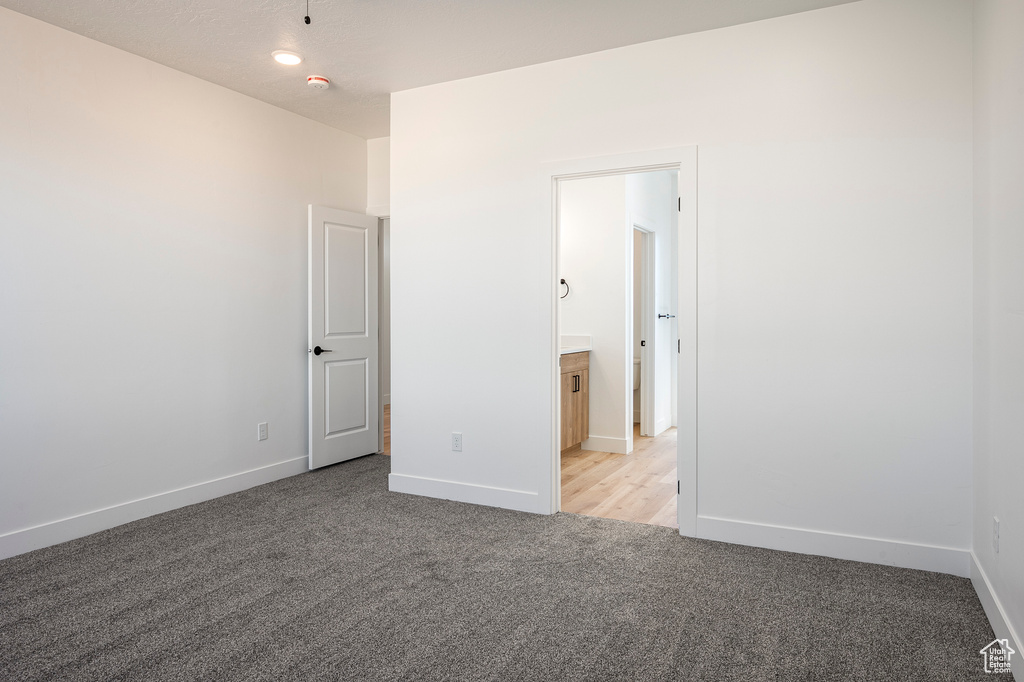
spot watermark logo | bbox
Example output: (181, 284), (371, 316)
(980, 638), (1015, 674)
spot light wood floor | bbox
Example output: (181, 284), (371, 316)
(561, 424), (678, 529)
(382, 404), (390, 455)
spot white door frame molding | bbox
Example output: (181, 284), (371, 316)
(543, 145), (698, 536)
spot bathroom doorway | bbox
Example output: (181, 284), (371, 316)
(556, 169), (680, 528)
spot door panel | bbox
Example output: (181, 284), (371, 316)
(325, 223), (368, 336)
(325, 359), (368, 436)
(309, 205), (379, 469)
(560, 372), (574, 451)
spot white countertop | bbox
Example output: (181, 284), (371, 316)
(559, 334), (592, 355)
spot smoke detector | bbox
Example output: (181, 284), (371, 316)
(307, 75), (330, 90)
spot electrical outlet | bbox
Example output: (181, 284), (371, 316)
(258, 422), (268, 441)
(993, 517), (1000, 554)
(451, 432), (463, 452)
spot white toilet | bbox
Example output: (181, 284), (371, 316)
(633, 358), (641, 390)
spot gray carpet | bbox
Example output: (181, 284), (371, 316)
(0, 454), (995, 681)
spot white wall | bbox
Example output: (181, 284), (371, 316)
(560, 175), (631, 453)
(389, 0), (973, 575)
(367, 137), (390, 217)
(972, 0), (1024, 658)
(626, 171), (677, 435)
(0, 7), (367, 558)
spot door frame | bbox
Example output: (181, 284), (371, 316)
(377, 216), (390, 455)
(545, 146), (697, 536)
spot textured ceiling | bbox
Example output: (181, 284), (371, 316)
(0, 0), (860, 139)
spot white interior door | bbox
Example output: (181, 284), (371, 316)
(308, 205), (380, 469)
(636, 226), (657, 438)
(677, 160), (698, 536)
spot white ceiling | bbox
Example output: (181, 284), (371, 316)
(1, 0), (859, 139)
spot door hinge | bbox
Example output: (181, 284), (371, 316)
(678, 339), (680, 353)
(677, 480), (680, 495)
(678, 197), (681, 212)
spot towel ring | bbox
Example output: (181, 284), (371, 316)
(560, 278), (570, 299)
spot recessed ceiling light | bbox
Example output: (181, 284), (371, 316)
(272, 50), (303, 66)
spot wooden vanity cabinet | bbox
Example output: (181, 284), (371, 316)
(560, 351), (589, 452)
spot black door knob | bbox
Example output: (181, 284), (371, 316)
(313, 346), (332, 356)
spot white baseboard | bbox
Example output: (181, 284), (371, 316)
(582, 436), (630, 454)
(696, 515), (971, 577)
(971, 552), (1022, 681)
(388, 473), (541, 514)
(0, 456), (308, 561)
(383, 394), (391, 406)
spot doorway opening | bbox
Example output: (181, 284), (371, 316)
(548, 144), (700, 536)
(556, 169), (680, 528)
